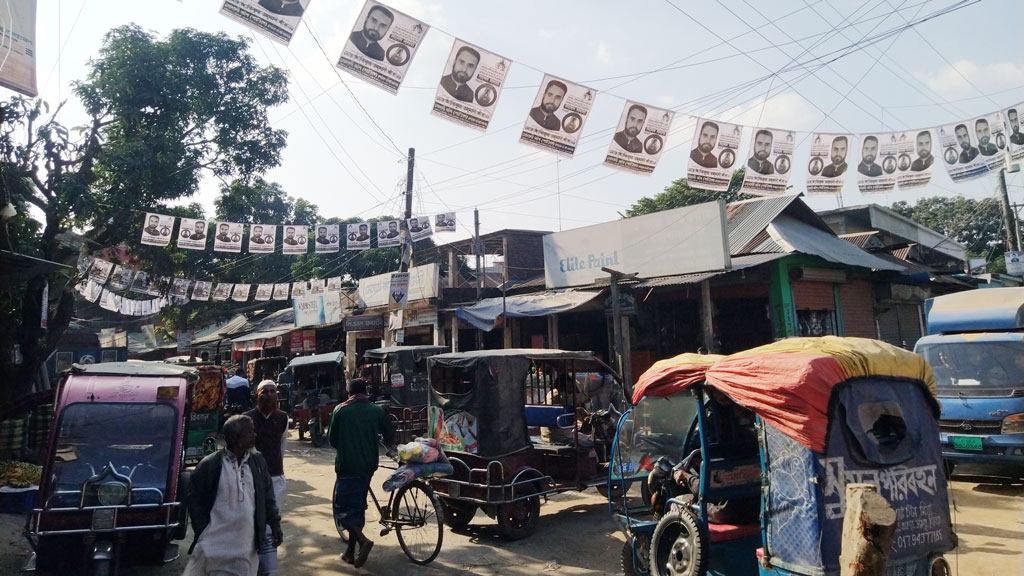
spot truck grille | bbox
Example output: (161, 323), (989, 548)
(939, 419), (1002, 434)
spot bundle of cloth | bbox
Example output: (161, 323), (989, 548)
(383, 437), (454, 492)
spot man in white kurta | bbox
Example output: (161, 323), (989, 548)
(184, 450), (258, 576)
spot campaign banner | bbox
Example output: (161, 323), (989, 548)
(0, 0), (37, 97)
(938, 120), (990, 183)
(806, 133), (850, 196)
(519, 74), (596, 158)
(974, 111), (1007, 173)
(99, 289), (122, 312)
(377, 219), (401, 247)
(170, 278), (191, 300)
(434, 212), (456, 232)
(88, 258), (114, 285)
(176, 218), (209, 250)
(856, 133), (897, 195)
(213, 221), (244, 253)
(293, 295), (326, 328)
(686, 118), (742, 192)
(740, 128), (795, 196)
(408, 217), (433, 242)
(309, 278), (326, 295)
(431, 39), (510, 132)
(314, 223), (340, 253)
(108, 265), (134, 291)
(337, 0), (428, 95)
(212, 283), (233, 301)
(79, 280), (104, 303)
(604, 101), (674, 175)
(1005, 102), (1024, 164)
(347, 222), (372, 250)
(291, 281), (308, 298)
(326, 276), (342, 292)
(282, 225), (308, 254)
(219, 0), (310, 45)
(388, 271), (410, 311)
(896, 129), (935, 190)
(1006, 251), (1024, 276)
(131, 272), (162, 296)
(140, 213), (175, 247)
(231, 284), (251, 302)
(255, 283), (274, 301)
(192, 280), (212, 302)
(272, 282), (290, 301)
(248, 223), (276, 253)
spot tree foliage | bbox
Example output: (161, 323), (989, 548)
(890, 196), (1007, 268)
(624, 170), (750, 217)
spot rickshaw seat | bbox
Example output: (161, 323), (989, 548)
(707, 522), (760, 543)
(524, 405), (572, 428)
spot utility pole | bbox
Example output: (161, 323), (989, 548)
(474, 208), (483, 349)
(401, 147), (415, 272)
(602, 267), (637, 399)
(998, 168), (1019, 252)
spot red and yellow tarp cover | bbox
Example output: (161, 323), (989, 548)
(632, 353), (725, 404)
(704, 336), (936, 452)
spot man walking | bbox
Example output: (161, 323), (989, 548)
(327, 378), (395, 568)
(185, 415), (282, 576)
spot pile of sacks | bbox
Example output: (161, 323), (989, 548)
(383, 437), (454, 492)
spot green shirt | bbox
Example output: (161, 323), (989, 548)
(327, 398), (395, 477)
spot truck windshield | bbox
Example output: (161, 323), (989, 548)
(917, 340), (1024, 392)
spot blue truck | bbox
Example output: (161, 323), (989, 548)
(914, 287), (1024, 477)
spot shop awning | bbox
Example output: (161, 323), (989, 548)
(191, 314), (250, 345)
(231, 327), (294, 345)
(455, 290), (600, 332)
(767, 215), (904, 271)
(285, 351), (345, 368)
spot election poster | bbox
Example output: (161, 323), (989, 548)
(314, 223), (340, 253)
(856, 133), (898, 195)
(806, 133), (850, 196)
(98, 290), (121, 312)
(431, 39), (510, 132)
(377, 219), (401, 247)
(88, 258), (114, 285)
(740, 128), (796, 196)
(177, 218), (209, 250)
(272, 283), (290, 301)
(248, 223), (276, 253)
(938, 120), (990, 183)
(974, 111), (1007, 173)
(896, 129), (935, 190)
(79, 280), (103, 303)
(337, 0), (429, 95)
(131, 272), (161, 297)
(108, 265), (134, 291)
(604, 101), (674, 175)
(686, 118), (742, 192)
(0, 0), (38, 97)
(219, 0), (310, 45)
(291, 281), (308, 298)
(347, 222), (372, 250)
(255, 284), (274, 301)
(408, 217), (433, 242)
(213, 221), (245, 253)
(1006, 102), (1024, 164)
(309, 278), (326, 295)
(231, 284), (251, 302)
(282, 225), (308, 254)
(170, 278), (191, 300)
(434, 212), (456, 232)
(326, 277), (343, 292)
(191, 281), (212, 302)
(212, 283), (233, 301)
(140, 213), (175, 247)
(519, 74), (596, 158)
(388, 272), (409, 311)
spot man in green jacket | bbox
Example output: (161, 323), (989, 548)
(328, 378), (395, 568)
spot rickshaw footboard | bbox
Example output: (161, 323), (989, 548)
(430, 474), (556, 505)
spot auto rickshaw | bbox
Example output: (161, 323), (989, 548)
(610, 337), (956, 576)
(363, 345), (448, 442)
(183, 364), (227, 466)
(426, 349), (626, 540)
(280, 351), (346, 447)
(25, 362), (195, 575)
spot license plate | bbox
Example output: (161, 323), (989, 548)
(952, 436), (983, 451)
(92, 508), (116, 530)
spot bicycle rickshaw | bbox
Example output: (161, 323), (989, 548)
(363, 345), (448, 442)
(610, 337), (955, 576)
(426, 348), (626, 539)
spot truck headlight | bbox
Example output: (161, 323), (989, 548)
(96, 482), (128, 506)
(1001, 413), (1024, 435)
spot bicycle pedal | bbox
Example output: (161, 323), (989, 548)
(379, 528), (390, 537)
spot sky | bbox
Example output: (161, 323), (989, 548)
(20, 0), (1024, 245)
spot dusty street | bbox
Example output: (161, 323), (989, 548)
(1, 434), (1021, 575)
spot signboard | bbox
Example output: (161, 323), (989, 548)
(388, 272), (410, 311)
(1006, 251), (1024, 276)
(543, 200), (729, 289)
(293, 294), (326, 327)
(344, 315), (385, 332)
(356, 263), (439, 308)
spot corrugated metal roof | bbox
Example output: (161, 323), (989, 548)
(839, 231), (879, 248)
(191, 314), (250, 345)
(726, 195), (800, 255)
(633, 254), (787, 288)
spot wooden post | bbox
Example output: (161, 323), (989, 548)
(839, 483), (897, 576)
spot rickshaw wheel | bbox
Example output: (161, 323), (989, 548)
(597, 480), (627, 499)
(496, 496), (540, 540)
(441, 498), (477, 530)
(621, 535), (651, 576)
(650, 508), (707, 576)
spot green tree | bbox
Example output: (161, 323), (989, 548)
(625, 170), (750, 217)
(0, 26), (288, 405)
(890, 196), (1007, 270)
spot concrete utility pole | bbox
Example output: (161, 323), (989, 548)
(997, 167), (1019, 252)
(474, 208), (483, 349)
(602, 267), (637, 399)
(401, 147), (415, 272)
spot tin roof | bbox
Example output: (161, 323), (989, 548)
(69, 361), (197, 378)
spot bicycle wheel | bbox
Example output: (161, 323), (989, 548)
(390, 481), (444, 565)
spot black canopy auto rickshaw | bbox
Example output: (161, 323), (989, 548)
(426, 349), (626, 539)
(279, 351), (346, 446)
(363, 345), (448, 442)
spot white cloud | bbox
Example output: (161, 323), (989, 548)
(716, 92), (822, 131)
(657, 94), (675, 107)
(917, 59), (1024, 98)
(595, 41), (613, 65)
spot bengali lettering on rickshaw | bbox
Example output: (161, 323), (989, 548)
(820, 456), (939, 519)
